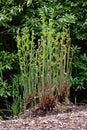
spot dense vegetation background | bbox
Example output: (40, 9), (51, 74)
(0, 0), (87, 118)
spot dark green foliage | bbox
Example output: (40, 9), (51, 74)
(0, 51), (20, 116)
(0, 51), (18, 96)
(71, 46), (87, 89)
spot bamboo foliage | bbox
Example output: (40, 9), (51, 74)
(17, 14), (73, 109)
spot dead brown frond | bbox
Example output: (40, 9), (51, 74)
(38, 93), (57, 112)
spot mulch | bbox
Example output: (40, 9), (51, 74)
(0, 104), (87, 130)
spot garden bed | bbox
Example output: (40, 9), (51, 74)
(0, 104), (87, 130)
